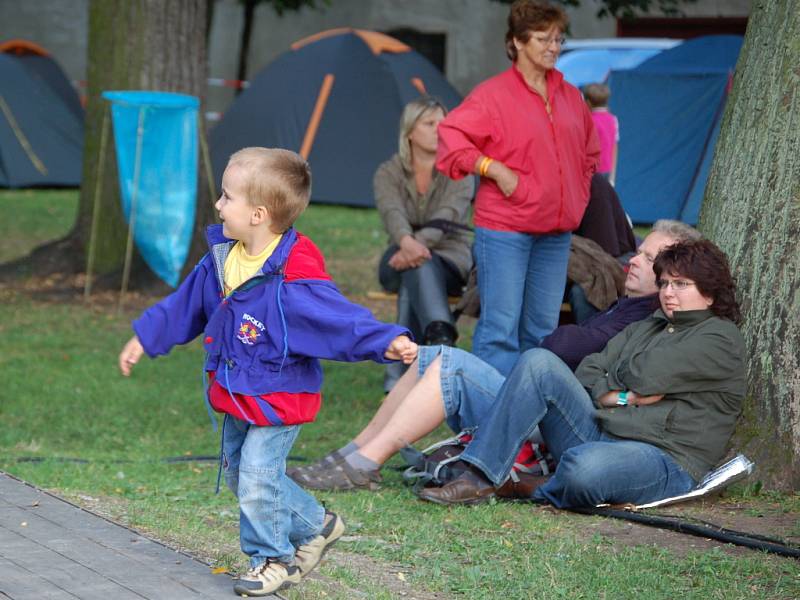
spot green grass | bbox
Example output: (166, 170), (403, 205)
(1, 189), (799, 599)
(0, 189), (78, 263)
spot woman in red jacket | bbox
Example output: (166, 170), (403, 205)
(436, 0), (599, 375)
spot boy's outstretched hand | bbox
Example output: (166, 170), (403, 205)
(119, 335), (145, 376)
(384, 335), (418, 364)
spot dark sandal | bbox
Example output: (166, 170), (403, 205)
(294, 458), (382, 491)
(287, 449), (346, 481)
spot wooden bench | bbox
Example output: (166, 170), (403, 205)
(366, 290), (462, 304)
(367, 290), (572, 314)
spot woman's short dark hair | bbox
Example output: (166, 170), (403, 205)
(505, 0), (569, 61)
(653, 239), (742, 324)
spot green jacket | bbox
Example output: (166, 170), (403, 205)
(576, 309), (746, 481)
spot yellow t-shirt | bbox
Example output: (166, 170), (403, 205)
(223, 235), (283, 296)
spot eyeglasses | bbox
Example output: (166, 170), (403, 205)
(531, 34), (566, 47)
(657, 279), (696, 291)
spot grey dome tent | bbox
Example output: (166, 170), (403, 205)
(210, 28), (462, 207)
(0, 39), (84, 188)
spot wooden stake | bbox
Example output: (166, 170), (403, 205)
(84, 104), (110, 301)
(118, 107), (146, 315)
(198, 113), (217, 202)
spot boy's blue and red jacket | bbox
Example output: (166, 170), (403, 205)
(133, 225), (410, 426)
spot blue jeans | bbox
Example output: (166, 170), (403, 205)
(567, 283), (601, 325)
(455, 349), (696, 507)
(472, 228), (571, 376)
(222, 417), (325, 566)
(418, 345), (506, 434)
(380, 247), (464, 391)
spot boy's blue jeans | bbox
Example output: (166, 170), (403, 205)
(420, 346), (696, 508)
(222, 417), (325, 566)
(472, 228), (571, 377)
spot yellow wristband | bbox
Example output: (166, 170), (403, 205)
(479, 157), (494, 177)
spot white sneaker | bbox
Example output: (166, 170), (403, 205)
(295, 510), (346, 576)
(233, 559), (301, 596)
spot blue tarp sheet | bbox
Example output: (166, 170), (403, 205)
(103, 91), (198, 287)
(609, 36), (742, 224)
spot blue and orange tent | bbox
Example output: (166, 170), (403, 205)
(210, 28), (462, 207)
(0, 39), (83, 188)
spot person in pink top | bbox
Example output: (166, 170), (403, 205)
(436, 0), (600, 376)
(583, 82), (619, 185)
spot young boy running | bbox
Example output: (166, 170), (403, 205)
(118, 147), (417, 596)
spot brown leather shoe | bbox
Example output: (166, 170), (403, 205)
(419, 469), (496, 505)
(495, 473), (551, 500)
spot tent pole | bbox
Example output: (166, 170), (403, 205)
(118, 107), (146, 315)
(84, 104), (110, 301)
(198, 114), (217, 202)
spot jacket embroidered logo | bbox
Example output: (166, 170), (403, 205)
(237, 313), (265, 345)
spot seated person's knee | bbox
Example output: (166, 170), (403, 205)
(518, 347), (562, 372)
(553, 445), (608, 497)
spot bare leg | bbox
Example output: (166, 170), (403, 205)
(352, 358), (423, 447)
(358, 356), (446, 465)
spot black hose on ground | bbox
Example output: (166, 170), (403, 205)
(570, 506), (800, 559)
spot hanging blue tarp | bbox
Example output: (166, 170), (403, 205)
(103, 91), (198, 287)
(609, 35), (743, 224)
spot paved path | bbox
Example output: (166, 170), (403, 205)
(0, 471), (279, 599)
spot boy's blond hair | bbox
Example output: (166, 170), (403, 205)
(582, 83), (611, 108)
(227, 147), (311, 232)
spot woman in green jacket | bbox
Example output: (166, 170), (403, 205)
(419, 239), (747, 507)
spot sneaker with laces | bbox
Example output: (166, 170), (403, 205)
(295, 510), (345, 576)
(233, 559), (301, 596)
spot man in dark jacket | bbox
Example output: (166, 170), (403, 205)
(419, 239), (745, 507)
(542, 219), (700, 369)
(289, 221), (699, 491)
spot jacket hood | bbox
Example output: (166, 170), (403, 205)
(205, 224), (299, 279)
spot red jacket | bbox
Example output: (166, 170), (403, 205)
(436, 65), (600, 234)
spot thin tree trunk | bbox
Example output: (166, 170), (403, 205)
(699, 0), (800, 488)
(236, 0), (257, 95)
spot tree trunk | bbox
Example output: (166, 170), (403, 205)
(236, 0), (257, 95)
(76, 0), (211, 284)
(699, 0), (800, 488)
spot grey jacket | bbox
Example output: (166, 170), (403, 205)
(374, 154), (474, 279)
(576, 309), (746, 480)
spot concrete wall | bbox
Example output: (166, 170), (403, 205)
(0, 0), (89, 89)
(2, 0), (751, 114)
(208, 0), (751, 111)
